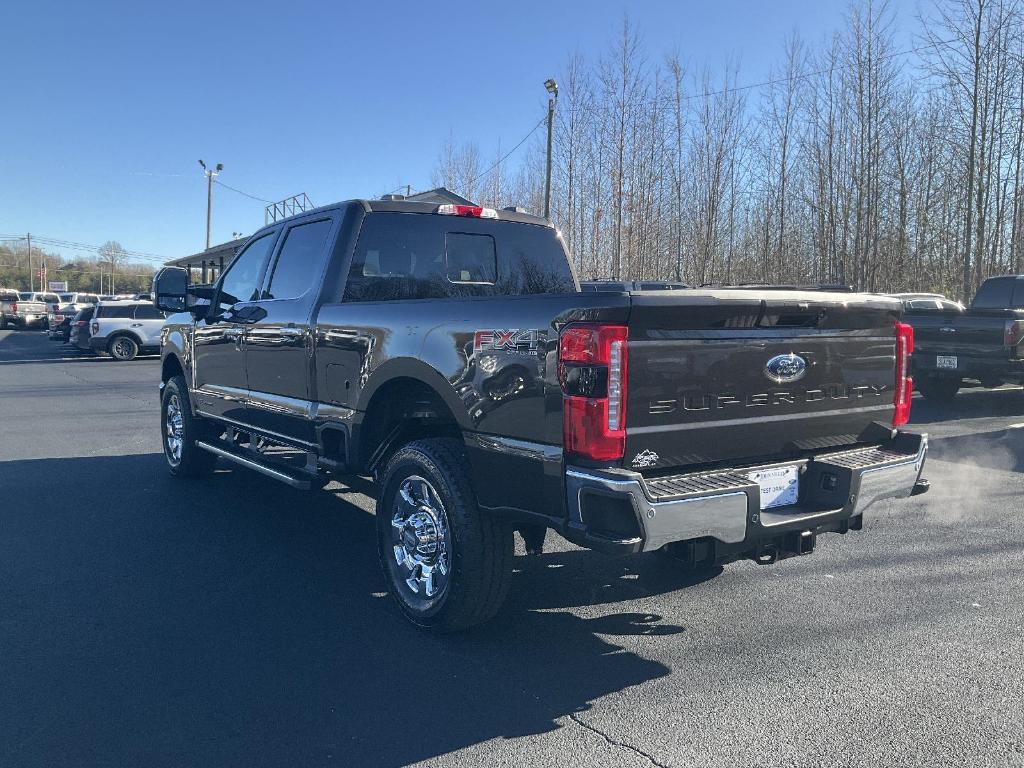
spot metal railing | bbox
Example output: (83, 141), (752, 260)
(265, 193), (315, 224)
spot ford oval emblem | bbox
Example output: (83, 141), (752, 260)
(764, 353), (807, 384)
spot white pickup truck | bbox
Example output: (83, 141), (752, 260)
(0, 290), (48, 329)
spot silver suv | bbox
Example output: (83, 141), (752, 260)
(89, 301), (167, 360)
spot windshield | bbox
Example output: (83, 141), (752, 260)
(59, 293), (75, 302)
(19, 292), (31, 300)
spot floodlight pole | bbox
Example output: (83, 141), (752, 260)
(543, 79), (558, 220)
(199, 160), (223, 250)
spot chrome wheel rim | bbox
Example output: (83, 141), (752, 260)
(165, 393), (184, 464)
(390, 475), (451, 599)
(113, 338), (134, 359)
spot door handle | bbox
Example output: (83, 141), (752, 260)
(130, 323), (143, 328)
(278, 327), (304, 338)
(939, 327), (957, 333)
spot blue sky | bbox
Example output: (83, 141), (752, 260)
(0, 0), (919, 263)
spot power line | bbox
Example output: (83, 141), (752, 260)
(0, 233), (167, 263)
(467, 114), (549, 187)
(214, 179), (273, 204)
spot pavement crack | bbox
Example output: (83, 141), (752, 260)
(58, 365), (150, 403)
(568, 712), (670, 768)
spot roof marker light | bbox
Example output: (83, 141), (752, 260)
(437, 204), (498, 219)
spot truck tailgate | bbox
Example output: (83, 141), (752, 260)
(913, 310), (1010, 358)
(625, 290), (902, 470)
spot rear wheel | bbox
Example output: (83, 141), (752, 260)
(109, 334), (139, 361)
(161, 375), (217, 477)
(377, 438), (513, 632)
(916, 375), (960, 401)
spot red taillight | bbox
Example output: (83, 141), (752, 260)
(75, 320), (86, 327)
(436, 204), (498, 219)
(893, 321), (914, 427)
(559, 324), (628, 461)
(9, 302), (16, 312)
(1004, 319), (1024, 348)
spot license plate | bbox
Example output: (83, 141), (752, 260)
(748, 465), (800, 510)
(936, 355), (958, 369)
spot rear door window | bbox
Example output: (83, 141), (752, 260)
(263, 219), (333, 300)
(97, 305), (136, 319)
(133, 304), (165, 320)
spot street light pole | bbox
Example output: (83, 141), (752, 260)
(199, 160), (224, 250)
(543, 79), (558, 220)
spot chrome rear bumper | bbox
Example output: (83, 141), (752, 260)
(565, 432), (927, 554)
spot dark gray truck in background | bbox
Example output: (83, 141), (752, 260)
(152, 198), (929, 631)
(905, 275), (1024, 400)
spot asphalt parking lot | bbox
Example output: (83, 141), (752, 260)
(2, 328), (1023, 768)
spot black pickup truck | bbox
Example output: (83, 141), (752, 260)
(902, 276), (1024, 400)
(152, 199), (928, 630)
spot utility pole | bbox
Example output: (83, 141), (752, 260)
(543, 79), (558, 220)
(198, 160), (224, 250)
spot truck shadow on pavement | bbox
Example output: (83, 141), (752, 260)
(1, 452), (693, 768)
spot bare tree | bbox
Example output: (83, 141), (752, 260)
(97, 241), (127, 294)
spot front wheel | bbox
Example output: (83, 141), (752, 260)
(916, 376), (960, 401)
(161, 375), (217, 477)
(109, 334), (139, 361)
(377, 438), (513, 632)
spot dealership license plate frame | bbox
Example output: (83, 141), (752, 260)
(748, 465), (801, 510)
(936, 355), (958, 369)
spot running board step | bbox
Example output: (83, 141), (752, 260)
(196, 440), (313, 490)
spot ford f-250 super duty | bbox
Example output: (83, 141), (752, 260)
(152, 198), (929, 631)
(902, 275), (1024, 400)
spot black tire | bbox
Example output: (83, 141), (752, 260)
(161, 375), (218, 477)
(377, 438), (513, 632)
(916, 376), (960, 401)
(109, 334), (140, 361)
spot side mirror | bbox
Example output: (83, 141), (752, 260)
(152, 267), (189, 313)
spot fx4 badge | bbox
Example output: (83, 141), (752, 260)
(632, 449), (660, 468)
(473, 329), (540, 355)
